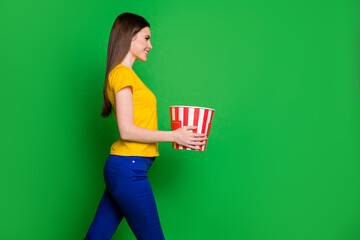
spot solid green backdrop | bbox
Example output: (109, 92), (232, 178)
(0, 0), (359, 239)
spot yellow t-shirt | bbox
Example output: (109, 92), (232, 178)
(106, 64), (159, 157)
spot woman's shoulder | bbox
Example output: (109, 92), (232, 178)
(110, 64), (134, 74)
(109, 64), (135, 80)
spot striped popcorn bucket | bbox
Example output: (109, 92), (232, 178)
(169, 105), (215, 151)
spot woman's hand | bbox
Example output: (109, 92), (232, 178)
(172, 126), (208, 150)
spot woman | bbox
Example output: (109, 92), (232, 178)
(84, 12), (208, 240)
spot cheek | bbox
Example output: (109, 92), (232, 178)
(135, 41), (146, 51)
(131, 40), (146, 55)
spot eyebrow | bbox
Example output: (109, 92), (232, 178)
(145, 35), (151, 38)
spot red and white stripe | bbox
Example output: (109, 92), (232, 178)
(169, 106), (214, 151)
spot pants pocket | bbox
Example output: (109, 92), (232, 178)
(130, 158), (148, 181)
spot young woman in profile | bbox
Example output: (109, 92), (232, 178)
(84, 12), (207, 240)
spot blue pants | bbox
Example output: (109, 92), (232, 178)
(84, 155), (165, 240)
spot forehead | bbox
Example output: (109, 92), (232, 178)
(139, 27), (151, 36)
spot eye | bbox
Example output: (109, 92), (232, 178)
(146, 37), (150, 40)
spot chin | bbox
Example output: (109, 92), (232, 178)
(136, 55), (147, 62)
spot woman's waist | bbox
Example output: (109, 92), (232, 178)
(110, 140), (159, 157)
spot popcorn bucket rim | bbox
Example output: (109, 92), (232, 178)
(169, 105), (215, 112)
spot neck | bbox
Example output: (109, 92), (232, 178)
(120, 53), (136, 69)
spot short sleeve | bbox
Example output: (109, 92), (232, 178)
(109, 68), (136, 94)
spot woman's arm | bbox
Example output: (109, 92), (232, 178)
(115, 86), (174, 143)
(115, 86), (207, 149)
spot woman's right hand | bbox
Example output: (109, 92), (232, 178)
(172, 126), (208, 150)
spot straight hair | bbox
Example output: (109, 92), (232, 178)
(101, 12), (150, 118)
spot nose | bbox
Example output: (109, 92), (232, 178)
(148, 41), (152, 50)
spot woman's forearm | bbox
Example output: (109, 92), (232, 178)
(121, 125), (175, 143)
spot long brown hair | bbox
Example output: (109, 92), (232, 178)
(101, 12), (150, 118)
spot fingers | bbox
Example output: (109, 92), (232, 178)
(183, 140), (206, 149)
(189, 145), (201, 150)
(180, 126), (208, 150)
(189, 140), (207, 146)
(191, 137), (208, 141)
(185, 126), (203, 132)
(194, 135), (207, 139)
(185, 126), (207, 136)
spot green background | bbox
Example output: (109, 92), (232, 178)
(1, 0), (359, 239)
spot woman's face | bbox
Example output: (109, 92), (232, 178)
(130, 27), (152, 62)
